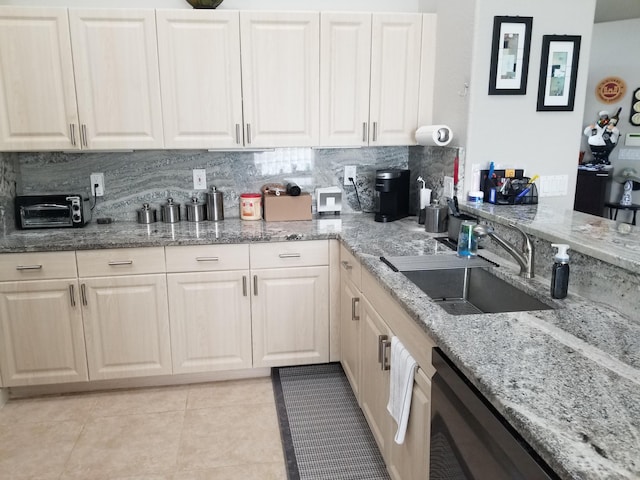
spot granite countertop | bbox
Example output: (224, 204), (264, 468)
(1, 213), (638, 479)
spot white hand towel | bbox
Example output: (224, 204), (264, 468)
(386, 336), (418, 445)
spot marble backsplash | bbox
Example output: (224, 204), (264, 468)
(4, 146), (457, 226)
(0, 154), (16, 234)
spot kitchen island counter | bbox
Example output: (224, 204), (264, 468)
(1, 211), (638, 479)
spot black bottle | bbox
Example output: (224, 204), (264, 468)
(550, 244), (570, 299)
(286, 182), (301, 196)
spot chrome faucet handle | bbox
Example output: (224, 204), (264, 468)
(506, 223), (535, 278)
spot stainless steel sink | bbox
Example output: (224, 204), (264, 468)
(403, 267), (553, 315)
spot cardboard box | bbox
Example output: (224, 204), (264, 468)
(263, 193), (312, 221)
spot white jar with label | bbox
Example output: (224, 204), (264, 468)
(240, 193), (262, 220)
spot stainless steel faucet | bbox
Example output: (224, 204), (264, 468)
(473, 223), (535, 278)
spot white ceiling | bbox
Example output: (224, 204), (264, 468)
(594, 0), (640, 23)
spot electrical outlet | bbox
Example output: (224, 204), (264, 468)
(344, 165), (356, 185)
(193, 169), (207, 190)
(443, 176), (454, 198)
(90, 173), (104, 197)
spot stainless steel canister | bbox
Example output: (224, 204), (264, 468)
(424, 204), (448, 233)
(186, 196), (206, 222)
(206, 186), (224, 221)
(161, 197), (181, 223)
(136, 203), (157, 224)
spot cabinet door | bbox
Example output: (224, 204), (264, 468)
(369, 13), (422, 146)
(360, 296), (393, 460)
(240, 11), (319, 147)
(251, 266), (328, 367)
(417, 14), (437, 128)
(81, 274), (171, 380)
(167, 271), (252, 374)
(340, 277), (361, 399)
(157, 10), (244, 149)
(319, 12), (371, 147)
(69, 9), (164, 150)
(0, 279), (88, 386)
(388, 368), (431, 480)
(0, 7), (79, 151)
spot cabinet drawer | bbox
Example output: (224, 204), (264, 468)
(165, 244), (249, 272)
(76, 247), (165, 277)
(339, 243), (362, 290)
(0, 251), (77, 281)
(250, 240), (328, 269)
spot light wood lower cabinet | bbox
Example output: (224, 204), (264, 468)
(80, 274), (172, 380)
(340, 274), (361, 397)
(251, 266), (329, 367)
(167, 270), (252, 373)
(388, 367), (432, 480)
(360, 295), (393, 459)
(0, 279), (88, 386)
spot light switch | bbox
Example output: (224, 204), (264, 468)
(193, 169), (207, 190)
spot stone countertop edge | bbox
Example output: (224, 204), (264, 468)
(458, 199), (640, 275)
(1, 215), (639, 479)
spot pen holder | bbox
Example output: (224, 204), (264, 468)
(481, 170), (538, 205)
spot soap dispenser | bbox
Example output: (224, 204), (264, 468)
(550, 244), (570, 299)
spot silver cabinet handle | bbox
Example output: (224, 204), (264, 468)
(81, 124), (88, 147)
(381, 338), (391, 371)
(235, 123), (241, 144)
(16, 264), (43, 271)
(108, 260), (133, 266)
(596, 173), (609, 177)
(69, 284), (76, 307)
(363, 122), (368, 142)
(340, 260), (352, 271)
(70, 123), (76, 146)
(279, 253), (301, 259)
(372, 121), (378, 142)
(196, 257), (219, 262)
(246, 124), (252, 145)
(253, 275), (258, 296)
(81, 283), (87, 306)
(242, 275), (247, 296)
(378, 334), (388, 364)
(351, 297), (360, 321)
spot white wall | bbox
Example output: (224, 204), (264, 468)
(0, 0), (434, 12)
(431, 0), (476, 153)
(463, 0), (596, 204)
(582, 18), (640, 202)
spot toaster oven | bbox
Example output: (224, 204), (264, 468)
(15, 194), (91, 229)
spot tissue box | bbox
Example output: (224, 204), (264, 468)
(263, 193), (312, 221)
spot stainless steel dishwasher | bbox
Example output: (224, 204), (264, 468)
(430, 347), (559, 480)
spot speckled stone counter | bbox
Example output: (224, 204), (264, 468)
(1, 213), (638, 479)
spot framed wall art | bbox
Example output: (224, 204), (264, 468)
(488, 16), (533, 95)
(536, 35), (581, 111)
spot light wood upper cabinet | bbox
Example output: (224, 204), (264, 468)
(320, 12), (372, 147)
(156, 10), (244, 149)
(240, 11), (320, 148)
(369, 13), (423, 146)
(0, 7), (79, 151)
(69, 8), (164, 150)
(418, 14), (438, 129)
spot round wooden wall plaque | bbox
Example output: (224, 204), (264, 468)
(596, 77), (627, 103)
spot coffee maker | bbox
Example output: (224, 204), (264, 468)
(374, 169), (410, 222)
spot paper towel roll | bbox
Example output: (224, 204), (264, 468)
(415, 125), (453, 147)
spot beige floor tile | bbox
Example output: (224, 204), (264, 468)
(186, 377), (274, 410)
(171, 462), (286, 480)
(90, 386), (189, 418)
(62, 411), (184, 479)
(0, 420), (83, 480)
(0, 394), (98, 425)
(177, 404), (283, 471)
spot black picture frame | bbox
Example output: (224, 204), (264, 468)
(488, 16), (533, 95)
(536, 35), (581, 111)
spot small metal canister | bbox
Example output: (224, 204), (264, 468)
(137, 203), (157, 224)
(206, 186), (224, 221)
(424, 204), (448, 233)
(186, 196), (207, 222)
(161, 197), (181, 223)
